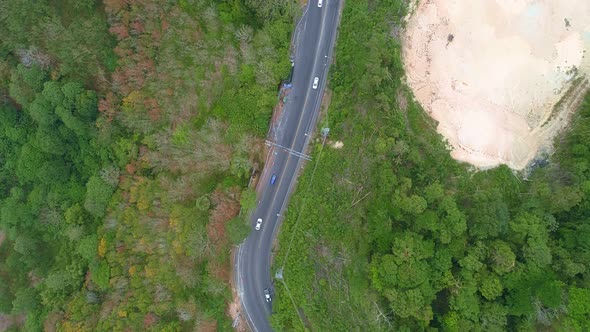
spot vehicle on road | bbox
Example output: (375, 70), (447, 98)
(270, 174), (277, 184)
(318, 0), (323, 7)
(237, 0), (342, 329)
(255, 218), (263, 231)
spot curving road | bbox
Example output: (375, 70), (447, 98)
(235, 1), (342, 331)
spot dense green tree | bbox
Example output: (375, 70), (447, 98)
(14, 143), (45, 183)
(8, 64), (47, 107)
(0, 275), (13, 313)
(385, 288), (433, 323)
(56, 105), (89, 136)
(567, 287), (590, 324)
(0, 105), (28, 142)
(399, 194), (427, 215)
(244, 0), (294, 22)
(226, 216), (251, 245)
(0, 187), (32, 234)
(34, 127), (67, 156)
(423, 182), (444, 204)
(11, 288), (39, 314)
(41, 81), (64, 106)
(478, 274), (503, 301)
(449, 282), (480, 324)
(479, 303), (508, 332)
(537, 280), (564, 309)
(490, 240), (516, 275)
(239, 188), (257, 211)
(27, 94), (57, 126)
(467, 190), (510, 239)
(90, 260), (109, 290)
(230, 155), (251, 179)
(77, 234), (98, 262)
(12, 235), (37, 256)
(523, 235), (552, 267)
(83, 175), (114, 218)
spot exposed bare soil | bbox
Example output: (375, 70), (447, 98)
(403, 0), (590, 169)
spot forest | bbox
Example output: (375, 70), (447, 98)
(271, 0), (590, 331)
(1, 0), (589, 331)
(0, 0), (294, 330)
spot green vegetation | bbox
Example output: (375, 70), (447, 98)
(272, 0), (590, 331)
(0, 0), (294, 330)
(2, 0), (589, 330)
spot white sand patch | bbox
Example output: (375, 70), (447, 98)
(403, 0), (590, 169)
(331, 141), (344, 149)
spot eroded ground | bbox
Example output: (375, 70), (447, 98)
(403, 0), (590, 169)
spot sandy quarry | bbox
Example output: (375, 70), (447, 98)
(403, 0), (590, 170)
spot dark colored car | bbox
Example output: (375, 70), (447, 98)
(270, 174), (277, 184)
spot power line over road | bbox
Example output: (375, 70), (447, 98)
(265, 140), (312, 161)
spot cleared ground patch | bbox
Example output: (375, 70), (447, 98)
(403, 0), (590, 169)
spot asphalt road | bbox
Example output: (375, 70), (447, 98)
(235, 1), (342, 331)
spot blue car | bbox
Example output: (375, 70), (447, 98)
(270, 174), (277, 184)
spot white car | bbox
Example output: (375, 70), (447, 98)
(318, 0), (323, 7)
(264, 289), (272, 302)
(255, 218), (263, 231)
(312, 76), (319, 89)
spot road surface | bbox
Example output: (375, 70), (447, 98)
(235, 0), (342, 331)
